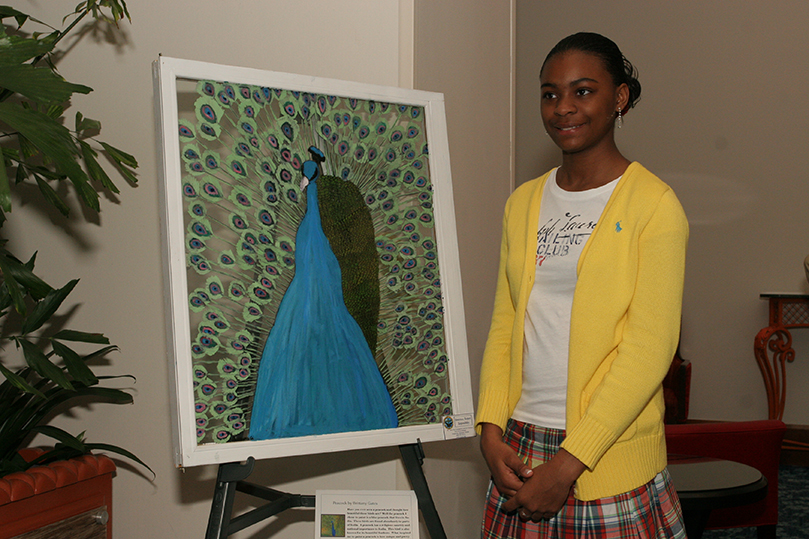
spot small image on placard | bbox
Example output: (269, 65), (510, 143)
(320, 514), (346, 537)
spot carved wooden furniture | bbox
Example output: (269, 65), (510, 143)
(755, 293), (809, 451)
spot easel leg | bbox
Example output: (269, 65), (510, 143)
(205, 448), (446, 538)
(400, 442), (447, 539)
(205, 457), (256, 539)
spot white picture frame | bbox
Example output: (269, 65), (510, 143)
(154, 56), (473, 467)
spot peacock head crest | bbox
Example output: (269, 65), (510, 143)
(300, 146), (325, 190)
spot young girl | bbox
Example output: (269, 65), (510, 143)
(476, 32), (688, 538)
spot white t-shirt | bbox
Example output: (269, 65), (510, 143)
(511, 169), (619, 429)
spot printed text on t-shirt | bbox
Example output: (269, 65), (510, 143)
(536, 212), (597, 266)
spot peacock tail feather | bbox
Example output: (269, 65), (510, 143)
(318, 174), (380, 355)
(177, 79), (451, 444)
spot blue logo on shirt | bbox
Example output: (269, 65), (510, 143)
(615, 221), (622, 232)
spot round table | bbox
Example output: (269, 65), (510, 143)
(667, 456), (768, 539)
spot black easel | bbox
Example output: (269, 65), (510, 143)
(204, 440), (446, 539)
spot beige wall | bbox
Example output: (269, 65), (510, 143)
(515, 1), (809, 424)
(413, 1), (514, 536)
(8, 0), (512, 537)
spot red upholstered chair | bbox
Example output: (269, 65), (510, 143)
(662, 347), (786, 537)
(663, 350), (691, 424)
(665, 420), (786, 538)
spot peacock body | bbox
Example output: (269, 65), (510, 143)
(248, 147), (398, 440)
(177, 79), (452, 444)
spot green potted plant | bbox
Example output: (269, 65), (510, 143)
(0, 0), (149, 485)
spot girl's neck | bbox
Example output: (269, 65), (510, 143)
(556, 146), (630, 192)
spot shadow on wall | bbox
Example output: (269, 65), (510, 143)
(521, 163), (758, 232)
(654, 171), (756, 227)
(423, 436), (490, 530)
(519, 145), (561, 186)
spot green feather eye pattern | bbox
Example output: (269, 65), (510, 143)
(178, 79), (451, 444)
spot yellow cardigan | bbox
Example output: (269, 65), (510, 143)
(475, 162), (688, 500)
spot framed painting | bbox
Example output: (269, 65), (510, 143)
(154, 56), (473, 467)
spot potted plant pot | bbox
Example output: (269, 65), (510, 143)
(0, 449), (116, 539)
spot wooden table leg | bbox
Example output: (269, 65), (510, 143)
(757, 523), (776, 539)
(683, 508), (710, 539)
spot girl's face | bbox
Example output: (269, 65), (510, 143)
(540, 50), (627, 156)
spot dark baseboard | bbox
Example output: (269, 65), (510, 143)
(781, 424), (809, 466)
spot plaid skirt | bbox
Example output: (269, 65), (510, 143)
(482, 420), (686, 539)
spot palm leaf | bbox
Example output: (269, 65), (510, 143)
(0, 257), (25, 315)
(0, 64), (91, 104)
(31, 424), (86, 451)
(99, 141), (138, 184)
(0, 452), (28, 476)
(79, 140), (119, 193)
(0, 102), (99, 211)
(17, 338), (73, 390)
(0, 155), (9, 213)
(34, 175), (70, 217)
(0, 364), (43, 399)
(0, 249), (53, 300)
(84, 442), (153, 475)
(53, 329), (111, 345)
(75, 112), (101, 136)
(20, 279), (78, 334)
(0, 31), (52, 66)
(0, 6), (32, 27)
(51, 340), (98, 386)
(0, 384), (132, 460)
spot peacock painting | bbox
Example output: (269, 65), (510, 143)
(177, 79), (452, 444)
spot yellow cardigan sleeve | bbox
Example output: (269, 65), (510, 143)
(561, 187), (689, 470)
(474, 175), (547, 434)
(475, 202), (518, 433)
